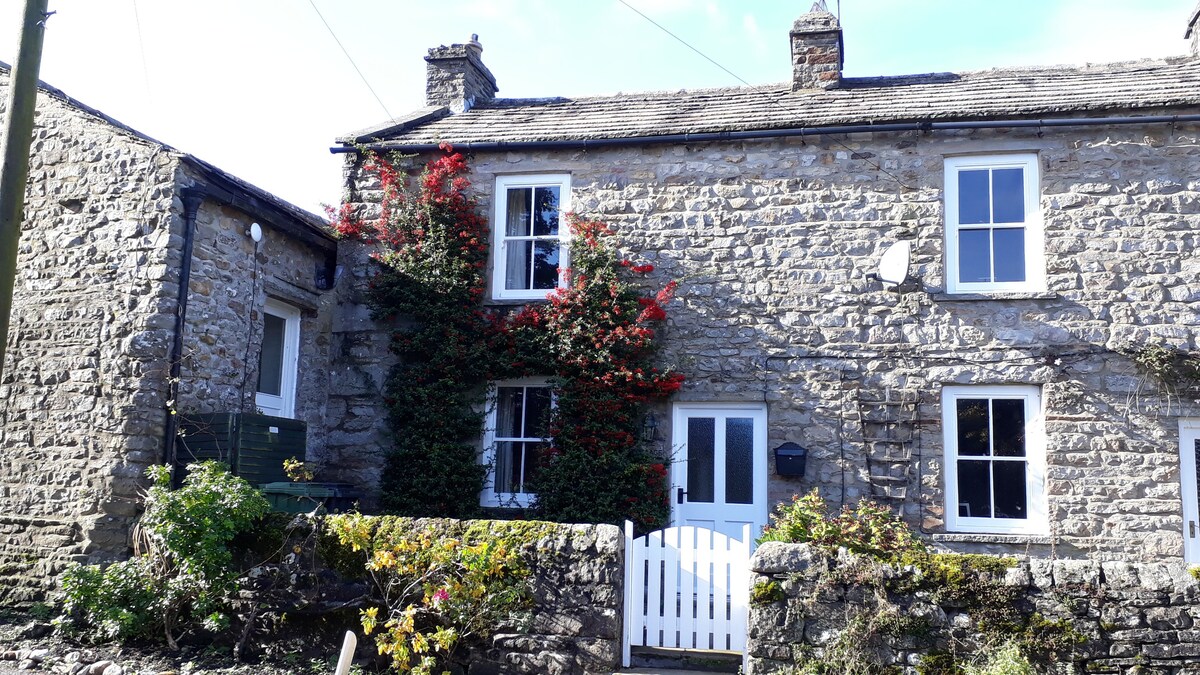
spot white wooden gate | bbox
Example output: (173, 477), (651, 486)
(622, 522), (751, 667)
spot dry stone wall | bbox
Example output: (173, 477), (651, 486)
(341, 121), (1200, 560)
(0, 76), (183, 602)
(748, 541), (1200, 674)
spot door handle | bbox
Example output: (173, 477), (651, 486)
(676, 487), (687, 504)
(1191, 521), (1196, 538)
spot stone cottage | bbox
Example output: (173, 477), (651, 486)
(334, 5), (1200, 563)
(0, 66), (339, 602)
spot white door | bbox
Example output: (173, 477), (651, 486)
(671, 403), (768, 541)
(255, 299), (300, 419)
(1181, 419), (1200, 563)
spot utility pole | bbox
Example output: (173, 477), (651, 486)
(0, 0), (51, 380)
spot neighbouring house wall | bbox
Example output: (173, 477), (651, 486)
(0, 78), (183, 602)
(318, 164), (398, 497)
(173, 179), (336, 463)
(748, 542), (1200, 674)
(347, 121), (1200, 561)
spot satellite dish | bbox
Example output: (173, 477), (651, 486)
(877, 240), (911, 287)
(248, 222), (263, 243)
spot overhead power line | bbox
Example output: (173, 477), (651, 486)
(305, 0), (394, 121)
(617, 0), (914, 190)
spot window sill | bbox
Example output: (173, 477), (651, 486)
(932, 533), (1053, 545)
(930, 291), (1057, 302)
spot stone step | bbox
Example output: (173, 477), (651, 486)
(626, 647), (741, 673)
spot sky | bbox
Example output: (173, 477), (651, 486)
(0, 0), (1194, 216)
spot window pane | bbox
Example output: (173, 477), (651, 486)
(957, 460), (992, 518)
(992, 228), (1026, 283)
(956, 399), (990, 456)
(958, 169), (990, 225)
(533, 186), (560, 236)
(991, 168), (1025, 224)
(494, 440), (516, 493)
(725, 418), (754, 505)
(505, 188), (532, 236)
(495, 387), (523, 438)
(992, 461), (1028, 519)
(687, 417), (716, 503)
(532, 241), (559, 290)
(524, 387), (552, 438)
(958, 229), (992, 283)
(256, 313), (285, 396)
(521, 441), (548, 492)
(992, 399), (1026, 457)
(505, 241), (532, 290)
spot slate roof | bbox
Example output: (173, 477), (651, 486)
(348, 56), (1200, 147)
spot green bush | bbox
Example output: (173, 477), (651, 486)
(757, 488), (925, 557)
(57, 461), (269, 646)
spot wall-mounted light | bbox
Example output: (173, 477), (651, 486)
(641, 413), (659, 443)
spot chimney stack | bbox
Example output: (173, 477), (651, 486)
(790, 1), (843, 91)
(1187, 2), (1200, 56)
(425, 34), (498, 111)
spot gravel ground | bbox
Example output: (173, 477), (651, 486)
(0, 610), (365, 675)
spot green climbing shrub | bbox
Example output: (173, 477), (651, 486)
(756, 488), (926, 557)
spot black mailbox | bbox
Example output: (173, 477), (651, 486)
(774, 442), (808, 477)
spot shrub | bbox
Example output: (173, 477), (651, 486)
(323, 514), (537, 674)
(57, 461), (269, 647)
(757, 488), (925, 557)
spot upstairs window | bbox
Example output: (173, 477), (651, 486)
(491, 174), (571, 300)
(481, 380), (553, 508)
(944, 154), (1043, 294)
(942, 385), (1047, 534)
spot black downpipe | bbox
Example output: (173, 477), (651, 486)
(162, 188), (204, 471)
(330, 113), (1200, 155)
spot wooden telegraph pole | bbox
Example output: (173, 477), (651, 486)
(0, 0), (51, 380)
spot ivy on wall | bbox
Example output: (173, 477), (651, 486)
(331, 146), (681, 530)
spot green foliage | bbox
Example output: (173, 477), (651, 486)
(751, 580), (786, 605)
(57, 462), (269, 646)
(757, 488), (926, 557)
(1123, 341), (1200, 390)
(333, 150), (680, 529)
(962, 642), (1037, 675)
(1189, 565), (1200, 582)
(323, 513), (541, 674)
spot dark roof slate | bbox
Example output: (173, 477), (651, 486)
(359, 57), (1200, 146)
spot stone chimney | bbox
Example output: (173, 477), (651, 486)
(790, 1), (843, 90)
(425, 34), (498, 111)
(1187, 1), (1200, 56)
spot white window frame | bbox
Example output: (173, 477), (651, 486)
(1180, 419), (1200, 563)
(490, 174), (571, 301)
(480, 378), (553, 508)
(942, 385), (1047, 535)
(255, 298), (301, 419)
(944, 153), (1044, 294)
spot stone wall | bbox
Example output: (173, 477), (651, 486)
(748, 541), (1200, 674)
(474, 522), (623, 675)
(173, 175), (337, 464)
(342, 121), (1200, 561)
(0, 74), (183, 602)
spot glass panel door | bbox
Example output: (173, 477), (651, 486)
(672, 404), (767, 542)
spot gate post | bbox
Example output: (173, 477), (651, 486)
(622, 520), (634, 668)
